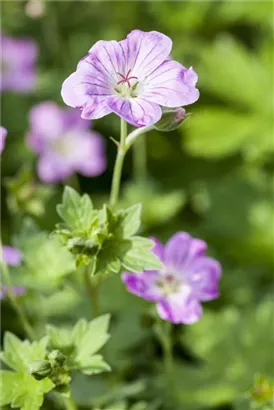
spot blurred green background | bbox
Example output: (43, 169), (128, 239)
(1, 1), (274, 410)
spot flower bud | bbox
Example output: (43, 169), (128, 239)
(29, 360), (53, 380)
(154, 107), (187, 132)
(48, 350), (66, 367)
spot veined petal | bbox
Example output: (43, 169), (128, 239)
(86, 40), (126, 82)
(81, 97), (112, 120)
(156, 292), (202, 324)
(142, 60), (199, 107)
(122, 271), (163, 302)
(120, 30), (172, 78)
(62, 70), (111, 104)
(108, 96), (162, 127)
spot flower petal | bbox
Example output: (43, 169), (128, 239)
(80, 97), (112, 120)
(186, 256), (222, 301)
(27, 102), (65, 151)
(2, 246), (22, 266)
(142, 61), (199, 107)
(72, 131), (106, 176)
(120, 30), (172, 78)
(108, 96), (162, 127)
(37, 153), (73, 183)
(0, 126), (7, 154)
(156, 292), (202, 324)
(122, 272), (163, 302)
(150, 237), (165, 261)
(164, 232), (207, 272)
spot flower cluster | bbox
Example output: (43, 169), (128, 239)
(122, 232), (221, 324)
(61, 30), (199, 127)
(26, 102), (106, 183)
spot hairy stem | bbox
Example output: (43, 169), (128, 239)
(133, 134), (147, 183)
(0, 239), (36, 340)
(110, 118), (128, 207)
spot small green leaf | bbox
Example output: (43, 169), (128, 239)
(122, 237), (163, 272)
(0, 371), (20, 406)
(46, 316), (111, 376)
(119, 204), (142, 237)
(57, 186), (95, 231)
(0, 333), (54, 410)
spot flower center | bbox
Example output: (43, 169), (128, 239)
(50, 134), (77, 158)
(156, 272), (181, 295)
(114, 69), (139, 98)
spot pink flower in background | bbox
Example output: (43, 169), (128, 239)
(1, 34), (38, 92)
(26, 102), (106, 183)
(122, 233), (221, 324)
(0, 126), (7, 154)
(61, 29), (199, 127)
(2, 246), (22, 266)
(1, 246), (25, 300)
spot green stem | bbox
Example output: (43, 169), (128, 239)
(84, 267), (100, 317)
(110, 118), (127, 207)
(154, 320), (174, 378)
(125, 124), (154, 150)
(0, 240), (36, 340)
(133, 134), (147, 184)
(63, 395), (78, 410)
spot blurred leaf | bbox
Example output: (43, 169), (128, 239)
(0, 333), (54, 410)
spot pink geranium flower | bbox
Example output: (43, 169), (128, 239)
(122, 233), (221, 324)
(61, 30), (199, 127)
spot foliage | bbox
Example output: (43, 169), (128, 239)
(1, 1), (273, 410)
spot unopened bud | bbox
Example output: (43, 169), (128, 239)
(29, 360), (52, 380)
(154, 107), (187, 132)
(48, 350), (66, 367)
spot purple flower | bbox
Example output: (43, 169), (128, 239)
(122, 232), (221, 324)
(61, 30), (199, 127)
(2, 245), (22, 266)
(26, 101), (106, 183)
(1, 34), (38, 92)
(0, 126), (7, 154)
(1, 246), (25, 300)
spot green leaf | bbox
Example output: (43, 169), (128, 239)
(0, 333), (54, 410)
(122, 237), (163, 272)
(46, 315), (111, 376)
(14, 220), (75, 290)
(118, 204), (142, 237)
(183, 108), (260, 158)
(0, 371), (20, 406)
(57, 186), (95, 231)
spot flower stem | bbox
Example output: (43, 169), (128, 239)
(125, 124), (154, 150)
(84, 267), (100, 317)
(133, 134), (147, 184)
(154, 320), (174, 378)
(110, 118), (127, 207)
(0, 240), (35, 341)
(63, 395), (78, 410)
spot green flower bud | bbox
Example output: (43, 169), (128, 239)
(48, 350), (66, 367)
(154, 107), (187, 132)
(29, 360), (53, 380)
